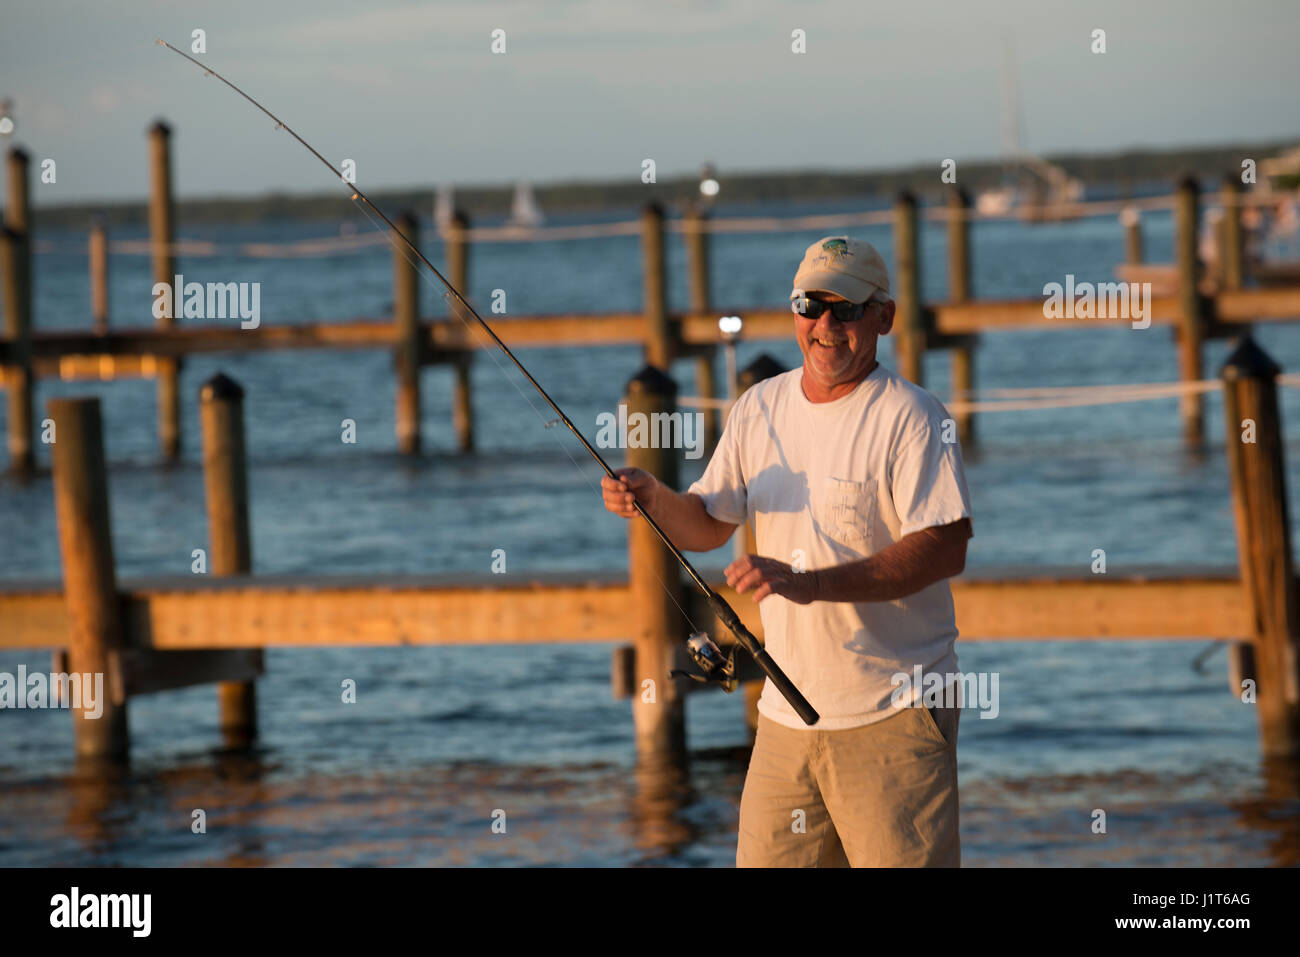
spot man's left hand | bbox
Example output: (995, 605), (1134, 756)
(725, 554), (818, 605)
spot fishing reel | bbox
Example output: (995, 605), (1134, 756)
(671, 631), (739, 693)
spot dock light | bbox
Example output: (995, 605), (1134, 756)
(700, 178), (720, 197)
(718, 314), (742, 337)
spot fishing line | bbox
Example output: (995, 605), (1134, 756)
(348, 197), (702, 633)
(156, 39), (818, 724)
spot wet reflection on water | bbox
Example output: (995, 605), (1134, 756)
(1, 744), (1292, 867)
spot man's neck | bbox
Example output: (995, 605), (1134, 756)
(801, 359), (879, 403)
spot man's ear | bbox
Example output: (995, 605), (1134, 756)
(877, 300), (896, 335)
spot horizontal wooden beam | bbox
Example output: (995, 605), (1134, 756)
(0, 568), (1260, 651)
(2, 284), (1297, 381)
(110, 648), (264, 704)
(1214, 286), (1300, 323)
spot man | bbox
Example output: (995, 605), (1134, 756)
(601, 236), (973, 867)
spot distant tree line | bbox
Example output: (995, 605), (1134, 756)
(29, 139), (1299, 230)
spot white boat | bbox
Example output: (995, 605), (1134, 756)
(506, 181), (544, 228)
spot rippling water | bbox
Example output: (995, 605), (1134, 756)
(3, 193), (1300, 865)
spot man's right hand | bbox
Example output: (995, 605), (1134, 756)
(601, 467), (660, 519)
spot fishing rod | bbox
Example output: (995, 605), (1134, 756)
(155, 39), (819, 726)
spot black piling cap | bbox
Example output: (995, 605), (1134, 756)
(896, 189), (918, 207)
(200, 371), (245, 402)
(150, 118), (172, 136)
(739, 353), (787, 389)
(5, 145), (30, 163)
(627, 363), (678, 397)
(1176, 171), (1200, 194)
(642, 200), (665, 218)
(1221, 334), (1281, 381)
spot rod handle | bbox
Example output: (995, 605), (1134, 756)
(708, 593), (819, 726)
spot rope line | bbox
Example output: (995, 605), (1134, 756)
(28, 185), (1297, 255)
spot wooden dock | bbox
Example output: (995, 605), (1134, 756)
(2, 127), (1300, 770)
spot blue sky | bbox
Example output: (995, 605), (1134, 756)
(1, 0), (1297, 204)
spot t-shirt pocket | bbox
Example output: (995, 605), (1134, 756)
(821, 476), (876, 554)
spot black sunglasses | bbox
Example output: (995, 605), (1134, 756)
(790, 296), (868, 322)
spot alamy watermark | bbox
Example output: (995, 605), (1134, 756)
(1043, 274), (1151, 329)
(0, 666), (104, 718)
(889, 666), (999, 719)
(152, 273), (260, 329)
(595, 403), (705, 460)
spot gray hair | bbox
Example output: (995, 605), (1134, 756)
(867, 290), (893, 307)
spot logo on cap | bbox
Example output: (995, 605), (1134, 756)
(820, 238), (850, 263)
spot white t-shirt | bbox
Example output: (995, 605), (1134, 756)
(687, 362), (973, 731)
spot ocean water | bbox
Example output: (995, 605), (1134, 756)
(2, 194), (1299, 866)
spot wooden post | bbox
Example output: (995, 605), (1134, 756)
(6, 146), (30, 234)
(89, 220), (109, 334)
(1221, 337), (1300, 758)
(893, 191), (925, 386)
(3, 147), (33, 475)
(1, 225), (33, 475)
(149, 121), (181, 462)
(684, 204), (710, 317)
(393, 210), (421, 455)
(445, 210), (474, 452)
(947, 186), (975, 446)
(1220, 175), (1245, 292)
(48, 397), (129, 762)
(641, 202), (673, 369)
(736, 353), (786, 734)
(684, 204), (719, 448)
(1175, 175), (1206, 445)
(200, 373), (259, 749)
(1122, 207), (1143, 265)
(626, 365), (686, 764)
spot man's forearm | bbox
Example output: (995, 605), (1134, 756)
(645, 488), (736, 552)
(812, 526), (965, 603)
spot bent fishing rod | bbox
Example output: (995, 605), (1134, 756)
(156, 39), (819, 726)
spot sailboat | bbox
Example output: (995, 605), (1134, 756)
(506, 181), (544, 228)
(976, 41), (1085, 222)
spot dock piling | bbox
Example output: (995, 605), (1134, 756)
(1220, 175), (1245, 293)
(625, 365), (686, 764)
(446, 210), (475, 451)
(1122, 206), (1143, 265)
(1, 223), (33, 474)
(893, 191), (924, 386)
(89, 220), (109, 334)
(149, 121), (181, 462)
(1175, 175), (1207, 445)
(393, 210), (421, 455)
(1221, 337), (1300, 758)
(641, 203), (673, 368)
(199, 373), (260, 749)
(48, 397), (129, 762)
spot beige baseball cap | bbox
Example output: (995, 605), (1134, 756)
(791, 236), (890, 304)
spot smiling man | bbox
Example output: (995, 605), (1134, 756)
(601, 235), (973, 867)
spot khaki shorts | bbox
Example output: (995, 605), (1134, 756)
(737, 702), (961, 867)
